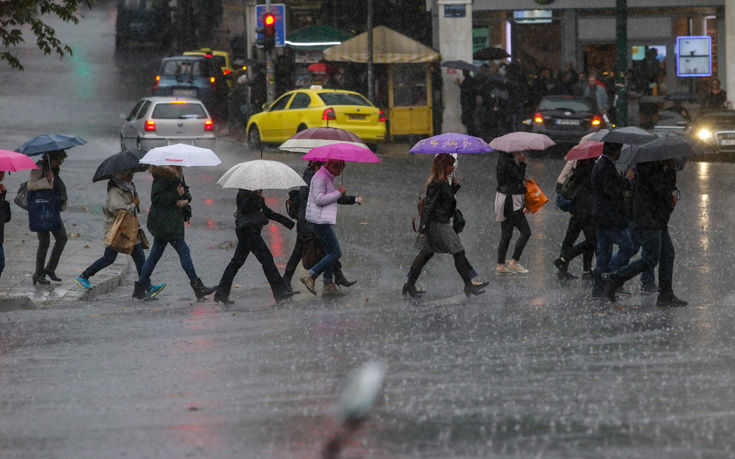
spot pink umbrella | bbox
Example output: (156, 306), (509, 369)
(279, 127), (366, 153)
(0, 149), (39, 171)
(489, 132), (555, 152)
(301, 142), (380, 163)
(564, 141), (604, 161)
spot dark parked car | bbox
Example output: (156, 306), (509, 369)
(152, 56), (228, 120)
(689, 110), (735, 153)
(528, 95), (605, 145)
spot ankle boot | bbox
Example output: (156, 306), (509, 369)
(213, 290), (234, 305)
(191, 278), (216, 300)
(402, 282), (422, 297)
(132, 281), (147, 299)
(32, 273), (50, 285)
(45, 269), (62, 282)
(334, 276), (357, 287)
(464, 284), (486, 297)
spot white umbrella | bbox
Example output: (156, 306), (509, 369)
(139, 143), (221, 167)
(216, 160), (307, 190)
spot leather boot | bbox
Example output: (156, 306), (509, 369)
(190, 278), (217, 300)
(214, 290), (234, 305)
(132, 281), (147, 299)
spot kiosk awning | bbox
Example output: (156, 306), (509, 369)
(323, 25), (439, 64)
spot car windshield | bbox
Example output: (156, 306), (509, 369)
(318, 92), (372, 106)
(161, 60), (208, 78)
(696, 112), (735, 127)
(539, 97), (593, 112)
(152, 103), (207, 119)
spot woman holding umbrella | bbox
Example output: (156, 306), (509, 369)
(0, 171), (9, 280)
(403, 153), (485, 298)
(494, 149), (531, 274)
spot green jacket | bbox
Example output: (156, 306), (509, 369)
(146, 167), (192, 241)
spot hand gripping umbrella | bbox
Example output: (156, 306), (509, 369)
(15, 134), (86, 156)
(279, 127), (367, 153)
(93, 150), (147, 183)
(489, 132), (555, 152)
(139, 144), (221, 167)
(0, 149), (39, 172)
(217, 160), (307, 191)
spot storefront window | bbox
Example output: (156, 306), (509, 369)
(393, 65), (428, 107)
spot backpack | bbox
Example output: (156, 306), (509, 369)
(411, 191), (426, 232)
(285, 189), (300, 219)
(560, 168), (584, 201)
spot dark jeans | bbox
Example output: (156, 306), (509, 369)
(138, 238), (197, 285)
(615, 226), (674, 293)
(497, 212), (531, 264)
(0, 243), (4, 278)
(82, 244), (145, 280)
(283, 224), (346, 284)
(630, 228), (658, 289)
(35, 220), (67, 275)
(560, 215), (596, 271)
(309, 224), (341, 283)
(595, 227), (635, 275)
(216, 229), (285, 299)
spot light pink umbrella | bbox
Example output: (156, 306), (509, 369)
(0, 149), (39, 171)
(489, 132), (555, 152)
(301, 142), (380, 163)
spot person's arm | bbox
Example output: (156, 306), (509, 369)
(337, 194), (357, 205)
(263, 204), (295, 229)
(419, 183), (441, 233)
(150, 180), (180, 207)
(311, 174), (342, 206)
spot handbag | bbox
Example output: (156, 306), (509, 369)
(105, 210), (139, 254)
(182, 204), (192, 223)
(452, 208), (466, 234)
(14, 181), (28, 210)
(138, 227), (150, 249)
(302, 235), (326, 270)
(525, 177), (549, 214)
(27, 189), (61, 232)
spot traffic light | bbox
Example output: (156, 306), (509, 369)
(256, 12), (276, 51)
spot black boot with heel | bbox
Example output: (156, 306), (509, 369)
(32, 273), (50, 285)
(191, 278), (217, 300)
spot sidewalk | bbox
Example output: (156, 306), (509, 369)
(0, 218), (129, 311)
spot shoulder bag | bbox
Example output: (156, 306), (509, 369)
(14, 181), (28, 210)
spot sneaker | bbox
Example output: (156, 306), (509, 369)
(657, 293), (688, 307)
(640, 284), (659, 295)
(146, 283), (166, 298)
(300, 275), (316, 295)
(75, 276), (92, 290)
(496, 264), (514, 274)
(506, 260), (529, 274)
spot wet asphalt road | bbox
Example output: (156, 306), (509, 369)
(2, 2), (735, 457)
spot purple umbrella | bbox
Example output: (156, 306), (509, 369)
(409, 133), (493, 154)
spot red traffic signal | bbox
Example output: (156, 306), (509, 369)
(263, 13), (276, 37)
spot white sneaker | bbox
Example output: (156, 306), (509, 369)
(506, 260), (529, 274)
(496, 264), (514, 274)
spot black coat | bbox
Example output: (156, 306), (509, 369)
(421, 179), (459, 231)
(632, 161), (676, 228)
(235, 189), (294, 233)
(591, 154), (632, 230)
(570, 159), (594, 217)
(496, 152), (526, 195)
(0, 190), (9, 242)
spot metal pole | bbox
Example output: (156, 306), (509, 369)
(615, 0), (628, 127)
(367, 0), (374, 102)
(265, 0), (275, 103)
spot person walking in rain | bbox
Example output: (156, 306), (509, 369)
(603, 159), (687, 307)
(214, 189), (295, 305)
(495, 150), (531, 274)
(402, 153), (486, 298)
(584, 74), (609, 115)
(300, 159), (363, 298)
(75, 170), (165, 295)
(0, 171), (9, 280)
(590, 142), (636, 299)
(27, 150), (67, 285)
(458, 69), (477, 137)
(133, 165), (217, 300)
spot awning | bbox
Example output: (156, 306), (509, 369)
(323, 25), (439, 64)
(286, 26), (352, 51)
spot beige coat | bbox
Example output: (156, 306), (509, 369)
(28, 166), (68, 211)
(103, 185), (141, 243)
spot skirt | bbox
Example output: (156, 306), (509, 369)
(414, 221), (464, 254)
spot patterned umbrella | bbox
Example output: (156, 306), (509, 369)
(301, 143), (380, 163)
(217, 160), (306, 190)
(139, 144), (221, 167)
(0, 149), (39, 171)
(15, 134), (86, 156)
(489, 132), (555, 152)
(279, 127), (366, 153)
(409, 133), (493, 154)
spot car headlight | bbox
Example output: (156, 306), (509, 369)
(696, 128), (713, 142)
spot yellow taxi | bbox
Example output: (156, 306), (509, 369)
(183, 48), (235, 87)
(246, 88), (387, 150)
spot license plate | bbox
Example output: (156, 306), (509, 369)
(348, 114), (367, 120)
(720, 139), (735, 145)
(556, 119), (580, 125)
(173, 88), (196, 97)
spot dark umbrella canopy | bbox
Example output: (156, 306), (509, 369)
(441, 60), (478, 73)
(92, 150), (147, 183)
(473, 46), (510, 61)
(617, 132), (716, 171)
(588, 127), (657, 145)
(664, 92), (697, 101)
(15, 134), (86, 156)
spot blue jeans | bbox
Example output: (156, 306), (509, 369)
(309, 224), (341, 283)
(595, 227), (635, 275)
(82, 244), (145, 280)
(0, 243), (4, 278)
(138, 238), (197, 285)
(613, 226), (662, 284)
(623, 227), (674, 293)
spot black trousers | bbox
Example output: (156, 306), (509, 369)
(497, 212), (531, 265)
(216, 229), (285, 300)
(35, 220), (67, 276)
(559, 215), (596, 271)
(407, 250), (473, 287)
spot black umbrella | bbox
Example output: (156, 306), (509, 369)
(664, 92), (697, 102)
(588, 127), (658, 145)
(475, 73), (519, 91)
(473, 46), (510, 61)
(617, 132), (716, 171)
(441, 60), (478, 73)
(15, 134), (86, 156)
(92, 150), (147, 183)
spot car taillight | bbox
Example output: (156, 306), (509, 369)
(378, 109), (386, 122)
(533, 112), (544, 124)
(209, 76), (216, 91)
(322, 107), (336, 121)
(223, 69), (231, 75)
(204, 120), (213, 131)
(591, 114), (602, 126)
(153, 75), (160, 91)
(144, 120), (156, 131)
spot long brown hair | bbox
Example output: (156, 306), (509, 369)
(425, 153), (455, 188)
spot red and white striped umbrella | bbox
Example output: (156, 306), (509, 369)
(279, 127), (366, 153)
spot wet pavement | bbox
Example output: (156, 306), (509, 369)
(2, 1), (735, 458)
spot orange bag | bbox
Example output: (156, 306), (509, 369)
(524, 178), (549, 214)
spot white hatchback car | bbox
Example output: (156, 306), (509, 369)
(120, 97), (215, 151)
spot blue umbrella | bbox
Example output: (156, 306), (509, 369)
(15, 134), (86, 156)
(409, 132), (493, 154)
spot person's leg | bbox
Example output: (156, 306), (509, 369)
(282, 232), (304, 285)
(309, 224), (341, 282)
(35, 230), (51, 278)
(657, 228), (675, 295)
(0, 243), (4, 279)
(138, 237), (167, 286)
(215, 232), (249, 301)
(45, 221), (68, 274)
(497, 219), (514, 265)
(130, 244), (146, 278)
(580, 219), (597, 272)
(81, 247), (119, 280)
(509, 213), (531, 267)
(249, 232), (290, 300)
(607, 228), (661, 301)
(171, 239), (216, 299)
(404, 250), (433, 296)
(593, 228), (614, 295)
(559, 216), (583, 264)
(610, 228), (635, 272)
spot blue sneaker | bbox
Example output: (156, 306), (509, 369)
(75, 276), (92, 290)
(146, 282), (166, 298)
